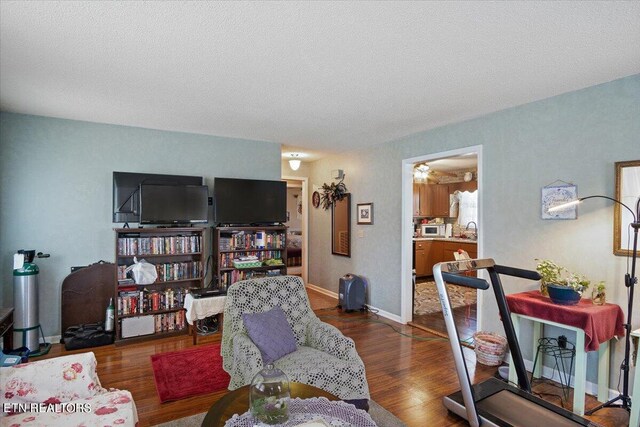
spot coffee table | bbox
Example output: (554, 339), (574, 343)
(202, 382), (338, 426)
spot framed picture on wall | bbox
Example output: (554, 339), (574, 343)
(541, 183), (578, 220)
(357, 203), (373, 225)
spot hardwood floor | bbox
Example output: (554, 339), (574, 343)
(410, 304), (477, 340)
(38, 288), (627, 426)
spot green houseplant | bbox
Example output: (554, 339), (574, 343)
(535, 259), (564, 296)
(535, 259), (592, 304)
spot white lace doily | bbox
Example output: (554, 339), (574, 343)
(223, 397), (377, 427)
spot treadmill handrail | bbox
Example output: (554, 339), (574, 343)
(494, 264), (542, 281)
(441, 272), (490, 290)
(433, 258), (541, 427)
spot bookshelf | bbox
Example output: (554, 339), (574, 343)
(114, 227), (205, 344)
(214, 226), (288, 289)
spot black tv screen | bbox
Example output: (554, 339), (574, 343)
(112, 172), (203, 223)
(213, 178), (287, 225)
(139, 184), (209, 224)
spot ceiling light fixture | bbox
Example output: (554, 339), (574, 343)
(414, 164), (430, 181)
(288, 153), (302, 171)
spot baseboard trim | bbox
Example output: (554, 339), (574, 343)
(305, 283), (338, 299)
(520, 356), (618, 401)
(305, 284), (404, 324)
(367, 305), (404, 324)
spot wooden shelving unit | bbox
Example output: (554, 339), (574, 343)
(214, 225), (287, 289)
(113, 227), (205, 345)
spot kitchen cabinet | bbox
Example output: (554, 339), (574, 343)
(442, 241), (477, 261)
(413, 184), (421, 216)
(420, 184), (450, 217)
(448, 181), (477, 193)
(414, 241), (427, 276)
(414, 240), (444, 277)
(414, 239), (477, 278)
(443, 241), (477, 277)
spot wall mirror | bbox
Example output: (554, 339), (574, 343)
(614, 160), (640, 256)
(332, 193), (351, 257)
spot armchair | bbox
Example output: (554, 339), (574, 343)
(221, 275), (370, 402)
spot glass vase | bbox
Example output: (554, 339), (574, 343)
(249, 364), (290, 425)
(592, 288), (606, 305)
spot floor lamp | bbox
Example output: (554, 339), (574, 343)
(548, 195), (639, 415)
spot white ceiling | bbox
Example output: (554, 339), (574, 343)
(1, 1), (639, 162)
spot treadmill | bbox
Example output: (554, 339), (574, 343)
(433, 258), (599, 427)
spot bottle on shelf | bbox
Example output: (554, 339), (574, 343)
(105, 298), (115, 332)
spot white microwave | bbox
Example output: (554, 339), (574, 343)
(421, 224), (445, 237)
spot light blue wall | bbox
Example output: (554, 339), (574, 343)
(306, 75), (640, 386)
(0, 113), (282, 337)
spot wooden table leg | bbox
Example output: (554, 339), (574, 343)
(217, 313), (224, 333)
(190, 323), (198, 345)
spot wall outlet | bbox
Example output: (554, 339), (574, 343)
(358, 230), (364, 238)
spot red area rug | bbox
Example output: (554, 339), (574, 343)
(151, 343), (230, 402)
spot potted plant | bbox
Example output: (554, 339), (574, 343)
(591, 281), (606, 305)
(534, 259), (592, 305)
(534, 259), (564, 296)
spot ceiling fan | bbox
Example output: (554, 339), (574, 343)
(413, 164), (457, 183)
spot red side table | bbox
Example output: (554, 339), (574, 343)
(505, 291), (624, 416)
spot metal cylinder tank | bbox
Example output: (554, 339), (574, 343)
(13, 262), (40, 351)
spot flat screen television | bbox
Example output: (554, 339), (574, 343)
(213, 178), (287, 225)
(112, 172), (203, 223)
(139, 184), (209, 225)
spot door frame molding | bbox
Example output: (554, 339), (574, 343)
(282, 175), (309, 283)
(400, 145), (484, 329)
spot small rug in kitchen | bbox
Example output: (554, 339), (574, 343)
(151, 343), (230, 402)
(414, 280), (476, 315)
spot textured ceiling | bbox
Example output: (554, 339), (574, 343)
(1, 1), (639, 160)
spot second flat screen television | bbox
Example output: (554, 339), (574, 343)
(213, 178), (287, 225)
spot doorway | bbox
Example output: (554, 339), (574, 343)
(282, 176), (309, 283)
(400, 145), (483, 339)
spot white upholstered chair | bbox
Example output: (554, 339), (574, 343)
(220, 275), (370, 403)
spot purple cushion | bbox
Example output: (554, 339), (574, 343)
(242, 306), (298, 364)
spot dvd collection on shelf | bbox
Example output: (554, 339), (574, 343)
(150, 312), (186, 334)
(117, 287), (190, 315)
(221, 231), (286, 250)
(220, 268), (282, 288)
(117, 261), (202, 283)
(117, 235), (201, 256)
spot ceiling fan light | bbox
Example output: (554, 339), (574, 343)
(289, 159), (301, 170)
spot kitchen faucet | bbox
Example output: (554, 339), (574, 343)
(465, 221), (478, 239)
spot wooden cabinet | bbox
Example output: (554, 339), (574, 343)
(426, 240), (443, 277)
(214, 226), (288, 289)
(414, 241), (427, 276)
(419, 184), (450, 217)
(413, 184), (421, 216)
(414, 239), (477, 277)
(114, 227), (205, 344)
(414, 240), (444, 277)
(442, 241), (477, 262)
(448, 181), (477, 193)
